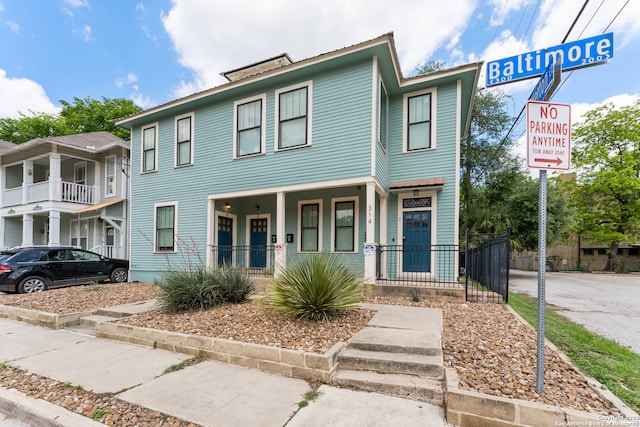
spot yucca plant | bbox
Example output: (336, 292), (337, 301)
(156, 267), (223, 312)
(267, 252), (363, 321)
(217, 264), (255, 303)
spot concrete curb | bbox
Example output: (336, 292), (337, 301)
(0, 387), (104, 427)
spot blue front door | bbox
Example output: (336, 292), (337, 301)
(403, 211), (431, 272)
(218, 216), (233, 266)
(249, 218), (267, 268)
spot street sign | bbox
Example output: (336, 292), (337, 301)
(526, 101), (571, 170)
(487, 32), (613, 86)
(529, 60), (562, 102)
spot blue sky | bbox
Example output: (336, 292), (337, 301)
(1, 0), (638, 158)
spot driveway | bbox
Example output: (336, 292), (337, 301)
(509, 270), (640, 355)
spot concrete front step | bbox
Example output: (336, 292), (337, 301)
(332, 369), (444, 406)
(338, 348), (443, 379)
(349, 327), (442, 356)
(80, 314), (119, 327)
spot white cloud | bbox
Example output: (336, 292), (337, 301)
(161, 0), (478, 95)
(74, 24), (92, 41)
(115, 72), (138, 89)
(5, 19), (19, 34)
(130, 92), (155, 110)
(488, 0), (532, 26)
(64, 0), (89, 7)
(571, 93), (640, 125)
(0, 69), (59, 119)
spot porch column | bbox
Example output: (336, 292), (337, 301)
(275, 191), (286, 276)
(49, 153), (62, 201)
(206, 198), (214, 268)
(21, 214), (34, 246)
(22, 160), (34, 205)
(48, 211), (61, 246)
(363, 181), (377, 283)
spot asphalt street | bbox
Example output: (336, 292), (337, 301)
(509, 270), (640, 355)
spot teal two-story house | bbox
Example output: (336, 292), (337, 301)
(116, 33), (481, 285)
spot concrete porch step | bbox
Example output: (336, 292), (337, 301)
(332, 369), (444, 406)
(349, 327), (442, 356)
(338, 348), (443, 379)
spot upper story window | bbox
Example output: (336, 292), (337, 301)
(142, 123), (158, 172)
(155, 203), (177, 252)
(176, 113), (194, 167)
(404, 90), (436, 152)
(276, 82), (312, 150)
(378, 80), (388, 149)
(332, 197), (358, 253)
(105, 155), (116, 197)
(234, 95), (266, 158)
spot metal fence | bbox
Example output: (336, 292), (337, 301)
(210, 245), (276, 278)
(375, 244), (460, 286)
(464, 228), (511, 303)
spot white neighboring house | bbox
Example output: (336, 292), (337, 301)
(0, 132), (129, 259)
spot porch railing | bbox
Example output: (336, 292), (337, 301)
(2, 181), (97, 207)
(90, 245), (125, 260)
(375, 244), (460, 286)
(210, 245), (275, 278)
(465, 229), (511, 303)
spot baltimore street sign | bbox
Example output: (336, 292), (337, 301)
(487, 32), (613, 87)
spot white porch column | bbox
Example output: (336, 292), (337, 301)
(363, 181), (377, 283)
(48, 211), (61, 246)
(22, 160), (34, 204)
(22, 214), (34, 246)
(206, 198), (214, 268)
(274, 192), (286, 276)
(49, 153), (62, 201)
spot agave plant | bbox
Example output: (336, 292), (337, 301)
(267, 252), (363, 321)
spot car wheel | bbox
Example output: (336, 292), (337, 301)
(110, 267), (128, 283)
(18, 276), (48, 294)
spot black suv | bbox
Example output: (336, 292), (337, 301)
(0, 246), (129, 294)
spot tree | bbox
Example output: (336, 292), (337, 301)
(569, 100), (640, 271)
(0, 97), (141, 143)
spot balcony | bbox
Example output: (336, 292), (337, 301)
(2, 181), (96, 208)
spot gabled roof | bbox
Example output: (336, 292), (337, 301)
(3, 131), (129, 155)
(115, 32), (482, 137)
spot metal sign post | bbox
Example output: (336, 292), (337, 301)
(536, 169), (547, 393)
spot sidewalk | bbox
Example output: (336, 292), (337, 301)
(0, 304), (446, 427)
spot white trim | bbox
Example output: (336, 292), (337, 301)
(274, 80), (313, 152)
(74, 161), (87, 185)
(104, 155), (116, 197)
(370, 57), (378, 177)
(141, 122), (159, 173)
(454, 79), (462, 254)
(402, 88), (437, 153)
(297, 199), (323, 252)
(208, 175), (382, 200)
(331, 196), (359, 253)
(397, 191), (437, 276)
(174, 112), (195, 167)
(233, 94), (267, 159)
(153, 201), (178, 253)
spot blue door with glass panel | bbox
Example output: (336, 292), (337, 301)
(249, 218), (267, 268)
(403, 211), (431, 272)
(218, 216), (233, 266)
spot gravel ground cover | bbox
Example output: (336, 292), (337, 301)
(0, 282), (622, 425)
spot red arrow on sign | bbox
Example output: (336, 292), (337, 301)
(533, 157), (563, 165)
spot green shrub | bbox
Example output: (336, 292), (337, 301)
(217, 264), (255, 303)
(267, 252), (362, 321)
(156, 266), (254, 312)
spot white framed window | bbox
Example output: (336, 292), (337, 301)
(154, 202), (177, 252)
(70, 219), (89, 249)
(233, 94), (266, 158)
(331, 197), (359, 253)
(175, 113), (194, 167)
(105, 155), (116, 197)
(403, 89), (437, 152)
(298, 199), (323, 252)
(275, 81), (312, 150)
(377, 79), (388, 149)
(141, 123), (158, 172)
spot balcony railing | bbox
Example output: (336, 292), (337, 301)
(2, 181), (96, 207)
